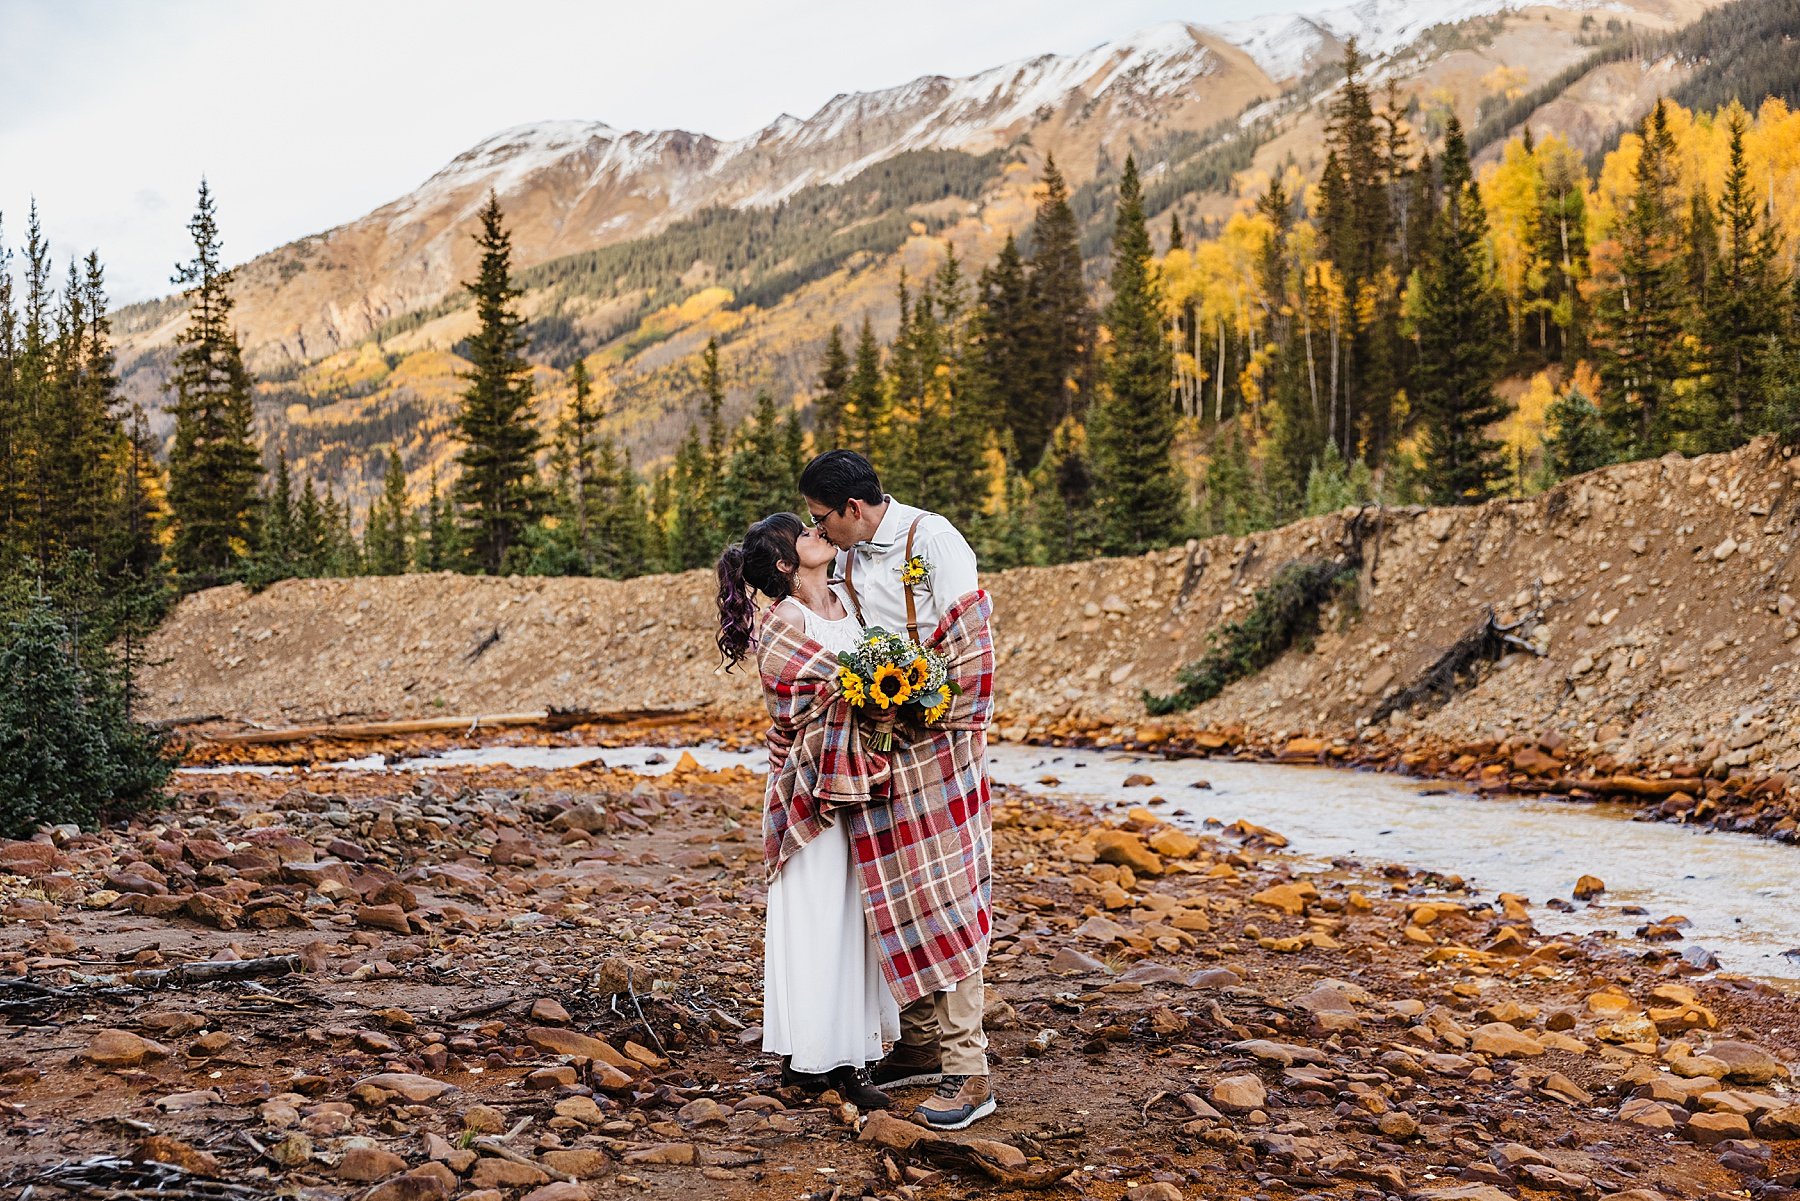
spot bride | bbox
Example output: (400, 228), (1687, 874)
(715, 512), (898, 1108)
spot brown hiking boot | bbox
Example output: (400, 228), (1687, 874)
(869, 1041), (942, 1090)
(914, 1074), (996, 1130)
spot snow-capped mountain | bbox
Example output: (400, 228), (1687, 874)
(1214, 0), (1623, 82)
(113, 0), (1687, 378)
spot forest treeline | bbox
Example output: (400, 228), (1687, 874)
(6, 51), (1800, 609)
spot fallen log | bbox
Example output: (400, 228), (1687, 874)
(195, 706), (699, 746)
(66, 955), (302, 990)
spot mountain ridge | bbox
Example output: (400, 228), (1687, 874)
(108, 0), (1724, 511)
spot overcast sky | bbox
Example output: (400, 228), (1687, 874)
(4, 0), (1309, 304)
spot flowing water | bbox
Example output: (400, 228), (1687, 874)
(183, 740), (1800, 980)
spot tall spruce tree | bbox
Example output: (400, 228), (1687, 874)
(0, 214), (17, 559)
(812, 325), (850, 449)
(667, 431), (715, 566)
(166, 181), (261, 586)
(972, 233), (1034, 460)
(536, 360), (604, 575)
(414, 468), (461, 572)
(1032, 416), (1101, 563)
(250, 450), (297, 584)
(452, 193), (544, 575)
(913, 248), (988, 529)
(1593, 100), (1687, 454)
(717, 390), (798, 533)
(1091, 157), (1185, 554)
(1412, 116), (1510, 504)
(1694, 109), (1786, 448)
(363, 449), (412, 575)
(842, 315), (884, 458)
(700, 336), (727, 464)
(1025, 156), (1095, 434)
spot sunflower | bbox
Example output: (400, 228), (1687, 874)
(837, 668), (867, 706)
(906, 655), (931, 689)
(869, 663), (913, 709)
(923, 689), (951, 723)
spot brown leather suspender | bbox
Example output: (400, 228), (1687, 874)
(839, 514), (928, 643)
(901, 514), (924, 644)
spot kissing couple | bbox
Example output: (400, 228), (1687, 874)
(714, 450), (998, 1130)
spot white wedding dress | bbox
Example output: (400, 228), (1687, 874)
(762, 597), (902, 1074)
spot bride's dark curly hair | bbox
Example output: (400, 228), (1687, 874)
(716, 512), (805, 668)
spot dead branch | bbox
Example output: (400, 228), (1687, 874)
(192, 705), (697, 747)
(1371, 604), (1543, 725)
(13, 1156), (275, 1201)
(908, 1138), (1074, 1189)
(65, 955), (301, 990)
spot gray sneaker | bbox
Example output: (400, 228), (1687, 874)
(914, 1074), (996, 1130)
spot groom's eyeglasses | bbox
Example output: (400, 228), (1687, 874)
(804, 504), (845, 530)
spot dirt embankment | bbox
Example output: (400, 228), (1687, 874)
(142, 438), (1800, 832)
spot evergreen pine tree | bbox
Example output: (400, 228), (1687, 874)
(718, 390), (798, 533)
(294, 478), (325, 575)
(166, 181), (261, 587)
(540, 360), (603, 574)
(251, 450), (297, 584)
(933, 249), (991, 529)
(1541, 386), (1616, 479)
(812, 325), (850, 449)
(1592, 100), (1687, 453)
(1025, 156), (1095, 429)
(363, 449), (412, 575)
(971, 233), (1035, 460)
(0, 596), (119, 836)
(1201, 425), (1264, 537)
(591, 445), (649, 578)
(15, 205), (58, 566)
(452, 193), (544, 575)
(667, 431), (715, 566)
(1694, 109), (1786, 448)
(1412, 116), (1510, 504)
(1091, 156), (1185, 554)
(1031, 417), (1101, 563)
(842, 315), (884, 458)
(415, 468), (461, 572)
(0, 214), (17, 560)
(700, 336), (727, 464)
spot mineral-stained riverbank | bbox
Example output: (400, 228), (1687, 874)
(3, 741), (1798, 1201)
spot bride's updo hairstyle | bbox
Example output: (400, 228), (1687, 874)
(716, 512), (805, 668)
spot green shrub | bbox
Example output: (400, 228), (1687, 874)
(0, 595), (171, 838)
(1143, 558), (1353, 716)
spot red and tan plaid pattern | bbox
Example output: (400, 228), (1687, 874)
(758, 591), (996, 1006)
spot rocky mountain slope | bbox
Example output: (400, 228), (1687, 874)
(107, 0), (1726, 511)
(140, 439), (1800, 828)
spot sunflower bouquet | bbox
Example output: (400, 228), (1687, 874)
(834, 627), (961, 751)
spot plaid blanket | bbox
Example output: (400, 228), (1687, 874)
(760, 590), (995, 1006)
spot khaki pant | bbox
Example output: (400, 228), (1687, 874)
(897, 967), (988, 1075)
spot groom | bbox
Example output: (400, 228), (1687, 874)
(799, 449), (996, 1131)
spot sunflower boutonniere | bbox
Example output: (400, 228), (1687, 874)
(899, 554), (933, 589)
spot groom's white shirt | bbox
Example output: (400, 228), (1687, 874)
(836, 497), (979, 636)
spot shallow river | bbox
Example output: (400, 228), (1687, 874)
(185, 741), (1800, 980)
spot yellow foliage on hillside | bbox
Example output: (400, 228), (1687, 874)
(1589, 97), (1800, 249)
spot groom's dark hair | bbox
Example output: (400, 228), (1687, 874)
(799, 450), (883, 509)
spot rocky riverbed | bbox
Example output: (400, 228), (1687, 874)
(3, 736), (1798, 1201)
